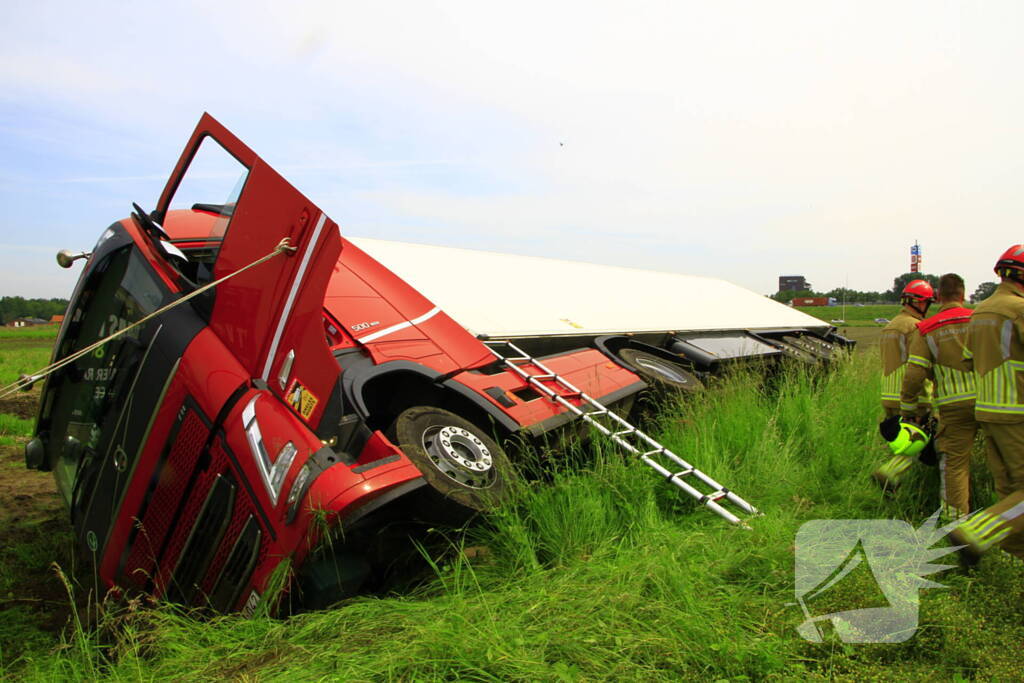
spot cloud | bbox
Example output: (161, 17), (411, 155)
(0, 1), (1021, 297)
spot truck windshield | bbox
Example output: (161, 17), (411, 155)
(44, 244), (166, 509)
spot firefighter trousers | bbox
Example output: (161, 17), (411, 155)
(955, 422), (1024, 560)
(934, 407), (979, 521)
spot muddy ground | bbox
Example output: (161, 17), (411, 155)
(0, 391), (82, 665)
(0, 389), (40, 420)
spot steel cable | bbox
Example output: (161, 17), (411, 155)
(0, 237), (297, 401)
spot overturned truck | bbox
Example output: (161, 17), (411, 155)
(25, 115), (849, 613)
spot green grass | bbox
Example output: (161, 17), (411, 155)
(0, 413), (34, 439)
(0, 326), (60, 340)
(795, 304), (902, 327)
(0, 339), (54, 386)
(6, 353), (1023, 680)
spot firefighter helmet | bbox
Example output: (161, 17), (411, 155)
(995, 244), (1024, 279)
(900, 279), (935, 304)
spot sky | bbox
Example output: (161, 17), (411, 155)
(0, 0), (1020, 299)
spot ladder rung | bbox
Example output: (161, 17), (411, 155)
(611, 428), (637, 438)
(700, 489), (729, 504)
(667, 468), (694, 480)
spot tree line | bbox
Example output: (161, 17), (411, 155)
(0, 296), (70, 325)
(772, 273), (997, 305)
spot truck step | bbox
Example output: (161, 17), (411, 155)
(483, 340), (760, 527)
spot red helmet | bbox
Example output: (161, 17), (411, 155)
(901, 279), (935, 303)
(995, 244), (1024, 278)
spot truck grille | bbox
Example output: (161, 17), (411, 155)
(164, 473), (236, 605)
(209, 516), (262, 613)
(120, 405), (210, 591)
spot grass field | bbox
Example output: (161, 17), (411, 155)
(795, 304), (903, 327)
(1, 345), (1021, 680)
(0, 326), (57, 387)
(0, 326), (60, 340)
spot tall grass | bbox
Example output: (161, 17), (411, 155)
(9, 352), (1024, 680)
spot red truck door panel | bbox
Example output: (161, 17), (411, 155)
(154, 113), (342, 427)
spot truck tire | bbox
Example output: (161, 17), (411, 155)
(388, 406), (511, 512)
(616, 348), (703, 393)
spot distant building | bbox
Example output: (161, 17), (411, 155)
(778, 275), (808, 292)
(49, 314), (64, 324)
(8, 317), (49, 327)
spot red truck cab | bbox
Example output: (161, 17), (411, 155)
(26, 114), (647, 613)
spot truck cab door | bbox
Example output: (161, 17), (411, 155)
(154, 113), (342, 428)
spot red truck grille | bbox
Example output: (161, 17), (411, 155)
(121, 406), (209, 592)
(199, 437), (268, 610)
(119, 400), (270, 611)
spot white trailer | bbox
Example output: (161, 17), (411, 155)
(350, 237), (841, 365)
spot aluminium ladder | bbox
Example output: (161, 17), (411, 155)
(483, 340), (760, 527)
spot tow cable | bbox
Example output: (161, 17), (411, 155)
(0, 237), (297, 401)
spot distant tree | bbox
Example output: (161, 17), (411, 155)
(888, 273), (939, 302)
(970, 281), (997, 304)
(0, 296), (68, 324)
(772, 289), (817, 304)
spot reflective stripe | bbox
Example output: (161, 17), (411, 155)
(977, 403), (1024, 414)
(934, 392), (976, 406)
(881, 365), (906, 401)
(1002, 319), (1013, 360)
(879, 455), (913, 478)
(908, 354), (932, 369)
(899, 402), (918, 413)
(955, 510), (1014, 553)
(1000, 501), (1024, 524)
(939, 452), (946, 501)
(261, 212), (328, 381)
(963, 345), (974, 360)
(933, 365), (976, 406)
(926, 335), (939, 359)
(898, 334), (908, 363)
(356, 306), (442, 343)
(974, 514), (1004, 539)
(975, 360), (1024, 414)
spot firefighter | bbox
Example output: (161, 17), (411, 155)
(899, 273), (976, 521)
(949, 245), (1024, 562)
(872, 279), (935, 488)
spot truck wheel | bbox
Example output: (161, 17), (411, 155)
(388, 407), (511, 512)
(616, 348), (703, 392)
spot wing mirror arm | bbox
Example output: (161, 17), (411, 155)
(56, 249), (91, 268)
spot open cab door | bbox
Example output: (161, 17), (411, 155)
(153, 113), (342, 429)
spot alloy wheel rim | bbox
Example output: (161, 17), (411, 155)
(421, 425), (495, 489)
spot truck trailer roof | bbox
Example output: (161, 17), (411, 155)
(348, 237), (829, 339)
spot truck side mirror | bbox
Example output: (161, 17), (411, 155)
(25, 436), (46, 470)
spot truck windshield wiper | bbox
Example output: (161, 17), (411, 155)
(132, 202), (170, 241)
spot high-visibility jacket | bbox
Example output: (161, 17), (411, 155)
(965, 281), (1024, 423)
(900, 303), (975, 417)
(880, 308), (929, 412)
